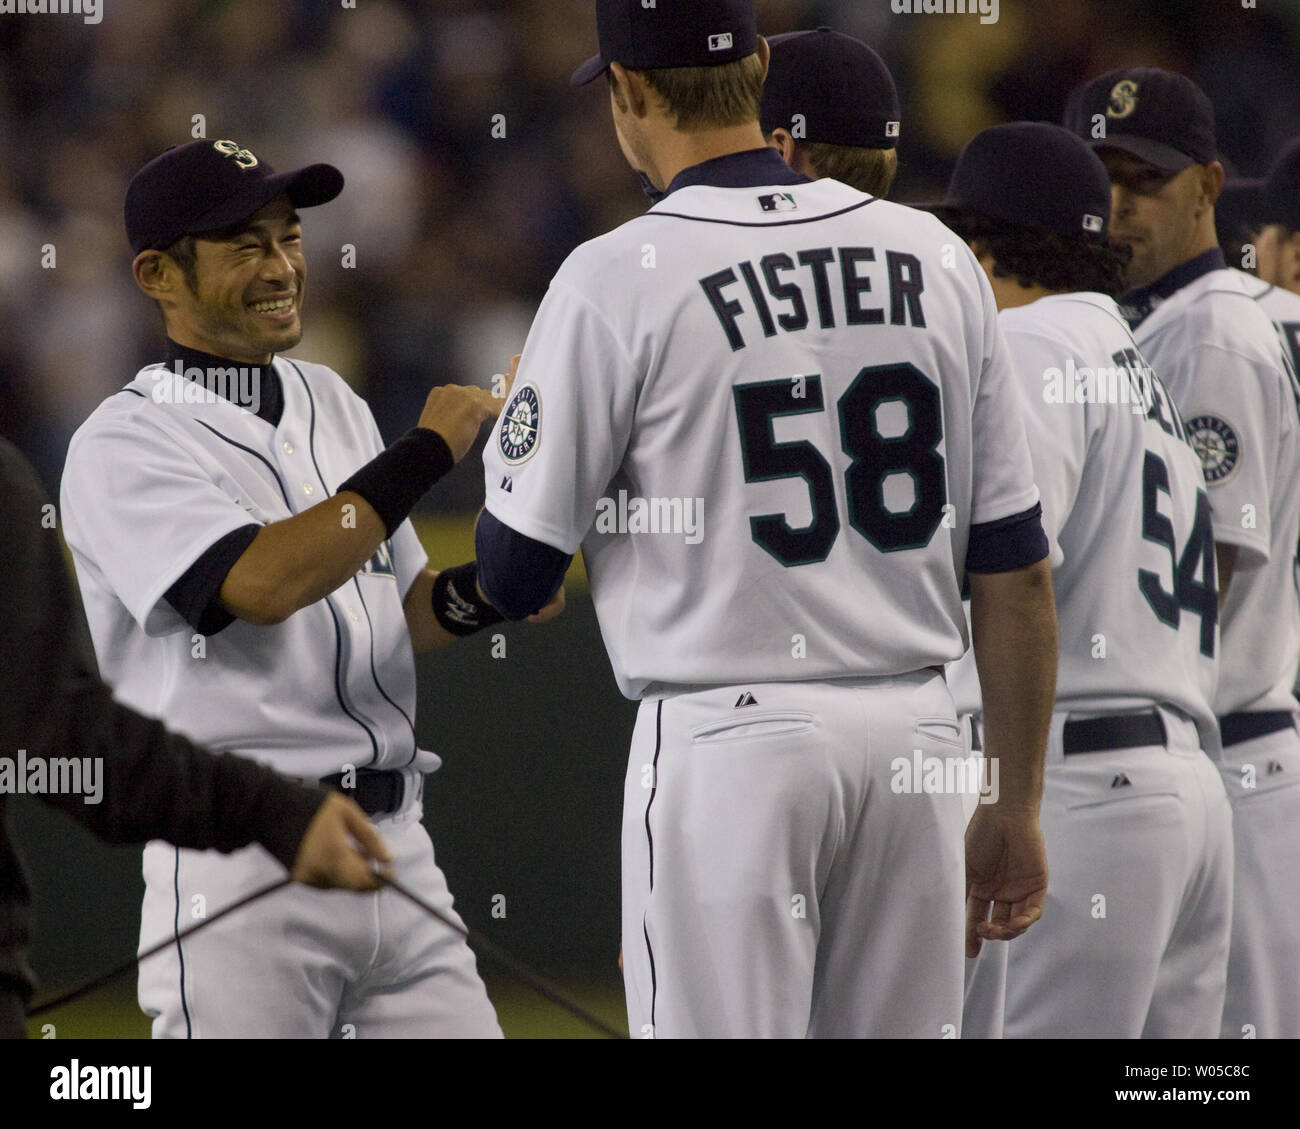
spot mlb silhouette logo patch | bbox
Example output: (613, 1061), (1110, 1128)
(885, 121), (901, 138)
(759, 193), (798, 213)
(709, 32), (733, 51)
(1083, 214), (1104, 233)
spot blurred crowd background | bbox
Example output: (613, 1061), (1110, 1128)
(4, 0), (1300, 498)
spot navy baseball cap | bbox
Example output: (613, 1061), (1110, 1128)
(1262, 138), (1300, 231)
(1064, 67), (1217, 173)
(923, 122), (1112, 241)
(125, 139), (344, 255)
(570, 0), (759, 86)
(760, 28), (900, 149)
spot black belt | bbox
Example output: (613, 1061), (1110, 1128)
(969, 711), (1166, 754)
(320, 769), (404, 816)
(1218, 710), (1297, 748)
(1063, 711), (1166, 754)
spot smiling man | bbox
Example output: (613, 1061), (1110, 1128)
(58, 140), (518, 1038)
(1068, 68), (1300, 1039)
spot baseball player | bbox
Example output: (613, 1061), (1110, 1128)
(760, 27), (902, 199)
(59, 139), (541, 1038)
(1252, 139), (1300, 300)
(0, 437), (394, 1039)
(1069, 68), (1300, 1038)
(938, 123), (1234, 1037)
(1214, 144), (1300, 377)
(473, 0), (1058, 1039)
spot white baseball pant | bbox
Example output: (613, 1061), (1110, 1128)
(137, 774), (500, 1038)
(1217, 716), (1300, 1039)
(965, 706), (1233, 1038)
(621, 671), (968, 1039)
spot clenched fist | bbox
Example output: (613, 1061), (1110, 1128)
(418, 384), (504, 464)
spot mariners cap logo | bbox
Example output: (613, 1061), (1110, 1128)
(1187, 413), (1241, 483)
(213, 139), (259, 170)
(709, 32), (734, 52)
(500, 382), (541, 465)
(1107, 80), (1140, 120)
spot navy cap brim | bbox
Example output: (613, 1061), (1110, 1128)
(182, 163), (344, 241)
(571, 54), (609, 87)
(1090, 134), (1197, 174)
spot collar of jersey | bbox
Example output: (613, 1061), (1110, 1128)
(659, 147), (811, 200)
(162, 338), (284, 427)
(1120, 248), (1226, 330)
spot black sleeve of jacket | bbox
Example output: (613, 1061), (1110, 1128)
(0, 440), (327, 871)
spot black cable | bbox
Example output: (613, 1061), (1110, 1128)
(379, 874), (625, 1040)
(26, 878), (292, 1018)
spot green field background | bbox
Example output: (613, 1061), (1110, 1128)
(13, 519), (636, 1038)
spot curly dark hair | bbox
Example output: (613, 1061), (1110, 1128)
(941, 211), (1133, 298)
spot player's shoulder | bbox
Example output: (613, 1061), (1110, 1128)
(551, 180), (961, 280)
(68, 362), (172, 442)
(1183, 268), (1280, 336)
(275, 354), (356, 403)
(1227, 267), (1273, 300)
(1001, 291), (1122, 341)
(1160, 269), (1283, 363)
(1248, 275), (1300, 317)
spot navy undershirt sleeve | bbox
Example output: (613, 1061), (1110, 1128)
(164, 523), (262, 635)
(475, 510), (572, 621)
(965, 503), (1049, 574)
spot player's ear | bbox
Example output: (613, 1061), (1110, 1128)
(769, 128), (797, 166)
(609, 63), (649, 118)
(132, 250), (174, 301)
(756, 36), (770, 82)
(1201, 161), (1225, 209)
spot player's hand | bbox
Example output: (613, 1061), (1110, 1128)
(418, 384), (503, 464)
(964, 805), (1048, 957)
(527, 582), (566, 624)
(290, 792), (394, 891)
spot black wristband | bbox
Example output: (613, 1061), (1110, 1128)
(432, 561), (505, 637)
(337, 428), (454, 539)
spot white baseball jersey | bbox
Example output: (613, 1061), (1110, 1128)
(949, 292), (1218, 735)
(483, 177), (1041, 699)
(60, 357), (437, 780)
(1236, 270), (1300, 377)
(1235, 271), (1300, 696)
(1129, 267), (1300, 716)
